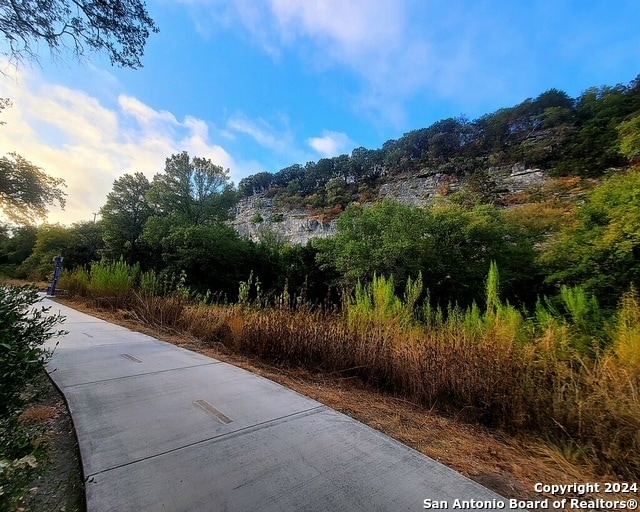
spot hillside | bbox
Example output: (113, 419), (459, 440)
(231, 164), (550, 244)
(3, 73), (640, 308)
(232, 77), (640, 243)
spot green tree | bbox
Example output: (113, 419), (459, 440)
(420, 203), (541, 307)
(0, 153), (66, 223)
(100, 172), (152, 263)
(618, 113), (640, 161)
(314, 200), (428, 288)
(158, 224), (253, 298)
(316, 200), (540, 308)
(147, 152), (237, 225)
(324, 177), (349, 206)
(542, 169), (640, 307)
(0, 224), (37, 266)
(63, 220), (104, 268)
(554, 85), (630, 176)
(17, 222), (103, 278)
(0, 0), (158, 68)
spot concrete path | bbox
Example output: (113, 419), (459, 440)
(43, 298), (512, 511)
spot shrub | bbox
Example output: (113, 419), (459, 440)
(88, 259), (139, 308)
(57, 267), (90, 297)
(0, 285), (66, 509)
(0, 285), (66, 416)
(139, 269), (161, 297)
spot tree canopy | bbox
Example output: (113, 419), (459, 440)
(542, 170), (640, 307)
(147, 152), (236, 225)
(235, 76), (640, 216)
(0, 0), (158, 68)
(315, 200), (542, 308)
(100, 172), (151, 263)
(0, 152), (66, 223)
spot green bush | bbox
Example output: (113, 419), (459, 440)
(89, 259), (139, 307)
(0, 285), (66, 510)
(57, 267), (90, 296)
(139, 269), (161, 297)
(0, 285), (66, 416)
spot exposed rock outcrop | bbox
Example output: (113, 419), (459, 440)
(229, 197), (337, 245)
(377, 165), (548, 205)
(230, 165), (550, 244)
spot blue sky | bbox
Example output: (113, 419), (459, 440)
(2, 0), (640, 224)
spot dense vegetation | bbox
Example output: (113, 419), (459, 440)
(2, 76), (640, 477)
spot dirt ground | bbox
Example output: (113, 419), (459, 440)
(30, 299), (636, 509)
(17, 372), (85, 512)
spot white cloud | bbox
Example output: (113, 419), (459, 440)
(176, 0), (443, 126)
(0, 63), (245, 225)
(225, 113), (306, 161)
(306, 130), (354, 158)
(119, 95), (179, 128)
(227, 114), (282, 150)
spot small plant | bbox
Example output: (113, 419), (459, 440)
(347, 273), (422, 331)
(559, 285), (605, 353)
(238, 271), (262, 307)
(139, 269), (160, 297)
(611, 286), (640, 373)
(251, 212), (264, 224)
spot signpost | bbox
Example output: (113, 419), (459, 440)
(48, 255), (64, 296)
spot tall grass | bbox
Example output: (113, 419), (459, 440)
(347, 273), (422, 331)
(609, 287), (640, 373)
(59, 259), (140, 308)
(63, 260), (640, 477)
(88, 259), (139, 308)
(139, 269), (161, 297)
(57, 267), (90, 297)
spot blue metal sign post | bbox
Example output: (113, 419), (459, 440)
(49, 255), (64, 296)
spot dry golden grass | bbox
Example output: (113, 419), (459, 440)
(56, 296), (639, 491)
(18, 405), (58, 424)
(55, 303), (628, 499)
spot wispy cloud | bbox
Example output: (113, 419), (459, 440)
(307, 130), (354, 158)
(226, 114), (287, 152)
(225, 112), (311, 164)
(174, 0), (456, 127)
(0, 63), (251, 224)
(177, 1), (640, 128)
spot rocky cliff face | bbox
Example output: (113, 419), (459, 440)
(230, 165), (549, 244)
(377, 165), (548, 205)
(229, 197), (338, 245)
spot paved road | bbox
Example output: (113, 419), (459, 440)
(43, 298), (512, 511)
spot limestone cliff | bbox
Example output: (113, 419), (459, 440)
(229, 197), (338, 245)
(229, 165), (549, 244)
